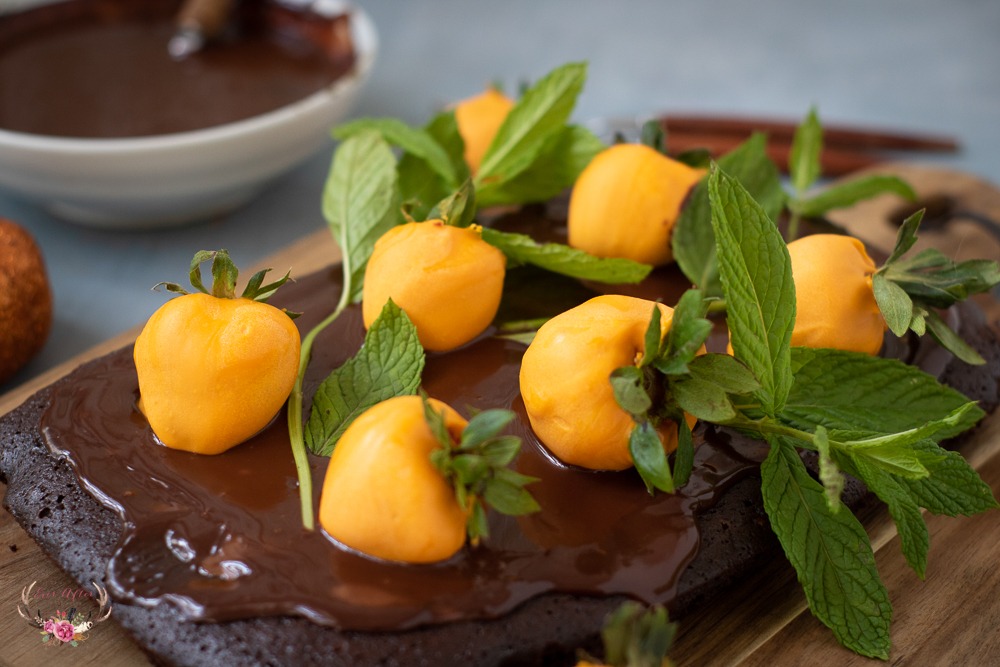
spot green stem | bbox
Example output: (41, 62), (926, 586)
(705, 298), (728, 315)
(725, 413), (820, 451)
(785, 209), (802, 243)
(287, 286), (351, 530)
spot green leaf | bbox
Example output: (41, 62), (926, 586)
(871, 273), (913, 337)
(638, 303), (664, 368)
(484, 477), (541, 515)
(924, 307), (987, 365)
(397, 111), (469, 222)
(814, 425), (845, 511)
(708, 165), (795, 416)
(790, 107), (823, 193)
(761, 437), (892, 659)
(781, 347), (983, 441)
(654, 289), (712, 376)
(884, 209), (924, 265)
(476, 62), (588, 188)
(901, 440), (999, 516)
(461, 409), (516, 449)
(598, 602), (677, 667)
(672, 418), (695, 488)
(629, 421), (674, 494)
(480, 227), (651, 284)
(610, 366), (652, 417)
(791, 175), (916, 218)
(673, 133), (785, 296)
(476, 124), (605, 207)
(842, 454), (929, 578)
(428, 178), (477, 228)
(333, 117), (460, 188)
(684, 353), (762, 395)
(671, 377), (736, 422)
(322, 131), (400, 302)
(304, 300), (425, 456)
(640, 118), (667, 154)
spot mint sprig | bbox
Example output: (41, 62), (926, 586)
(872, 209), (1000, 364)
(423, 397), (540, 544)
(304, 300), (425, 456)
(577, 601), (678, 667)
(761, 437), (892, 659)
(708, 165), (795, 416)
(704, 163), (997, 658)
(673, 133), (785, 297)
(609, 290), (760, 493)
(481, 227), (651, 284)
(288, 131), (401, 530)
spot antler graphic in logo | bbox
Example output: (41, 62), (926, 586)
(17, 581), (113, 646)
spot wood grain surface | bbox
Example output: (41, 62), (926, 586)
(2, 164), (998, 666)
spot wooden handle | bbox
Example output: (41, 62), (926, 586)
(176, 0), (236, 38)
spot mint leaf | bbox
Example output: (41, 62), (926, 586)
(398, 111), (468, 222)
(476, 62), (587, 188)
(654, 289), (711, 376)
(670, 377), (736, 422)
(304, 300), (425, 456)
(872, 273), (913, 337)
(708, 165), (795, 416)
(629, 421), (674, 494)
(900, 440), (999, 516)
(842, 455), (930, 578)
(672, 419), (695, 488)
(428, 178), (477, 228)
(781, 347), (983, 440)
(684, 353), (761, 395)
(761, 437), (892, 659)
(610, 367), (652, 416)
(333, 117), (460, 188)
(791, 175), (916, 218)
(924, 309), (987, 365)
(477, 124), (604, 207)
(884, 209), (924, 265)
(322, 131), (400, 303)
(790, 107), (823, 193)
(481, 227), (651, 284)
(673, 133), (785, 296)
(638, 303), (664, 368)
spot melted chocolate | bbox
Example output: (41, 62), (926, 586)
(0, 0), (355, 138)
(39, 265), (761, 631)
(37, 206), (954, 632)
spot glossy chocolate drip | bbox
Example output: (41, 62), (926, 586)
(38, 205), (957, 631)
(0, 0), (355, 138)
(39, 263), (760, 631)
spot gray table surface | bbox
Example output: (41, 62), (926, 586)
(2, 0), (999, 394)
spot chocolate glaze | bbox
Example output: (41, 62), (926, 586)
(37, 205), (958, 633)
(0, 0), (355, 138)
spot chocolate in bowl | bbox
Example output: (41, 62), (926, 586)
(0, 0), (356, 138)
(0, 0), (376, 228)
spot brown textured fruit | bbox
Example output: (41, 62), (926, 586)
(0, 219), (52, 383)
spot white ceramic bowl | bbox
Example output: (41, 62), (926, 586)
(0, 3), (377, 229)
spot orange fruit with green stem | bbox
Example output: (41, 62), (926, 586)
(319, 395), (539, 563)
(519, 294), (698, 472)
(134, 250), (300, 455)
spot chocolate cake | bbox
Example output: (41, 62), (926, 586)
(2, 200), (999, 665)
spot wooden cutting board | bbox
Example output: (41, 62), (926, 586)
(2, 164), (999, 666)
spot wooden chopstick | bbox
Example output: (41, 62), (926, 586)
(663, 133), (881, 177)
(660, 114), (959, 153)
(656, 114), (959, 177)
